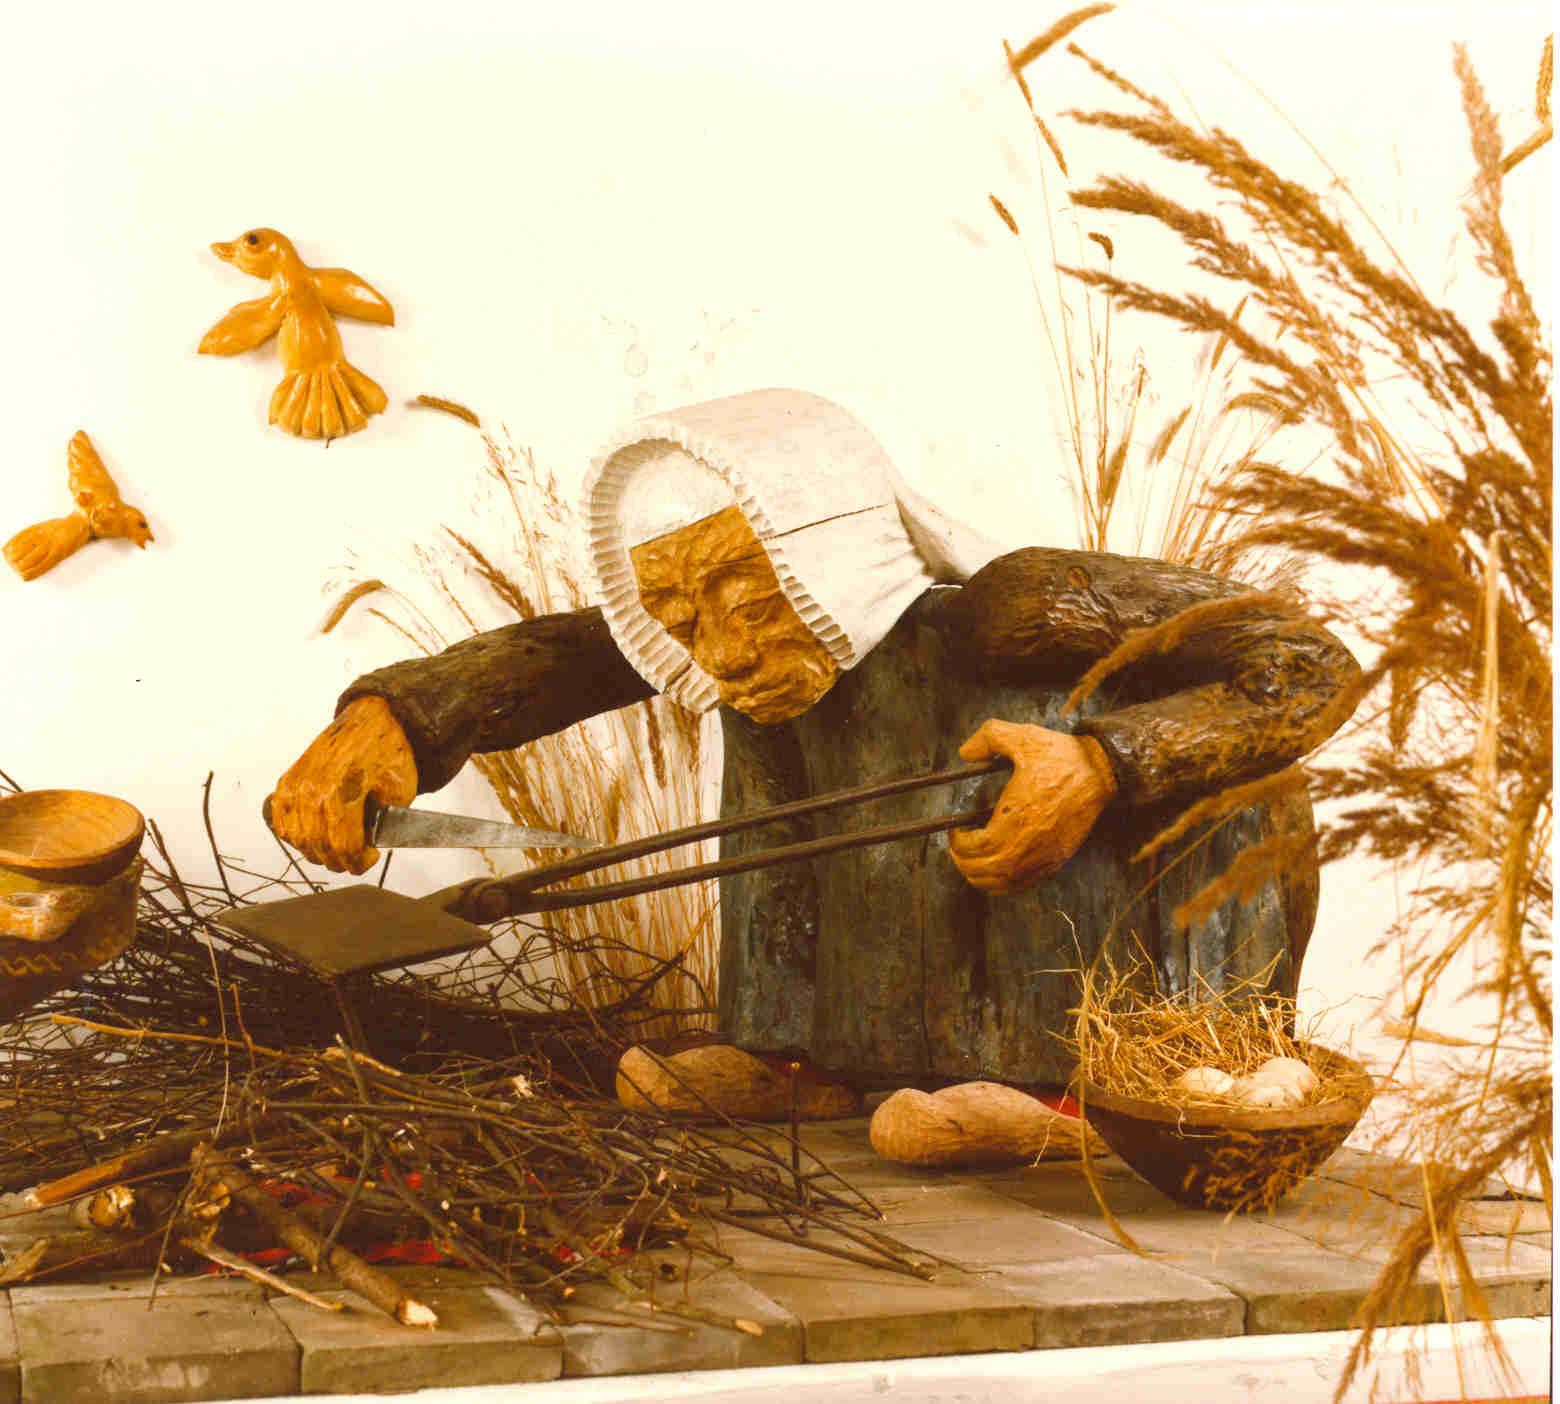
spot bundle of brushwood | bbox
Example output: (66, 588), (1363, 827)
(0, 779), (930, 1325)
(2, 774), (710, 1091)
(0, 1032), (932, 1328)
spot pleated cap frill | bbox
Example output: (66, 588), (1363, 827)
(582, 387), (1004, 712)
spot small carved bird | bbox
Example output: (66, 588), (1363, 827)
(4, 432), (154, 581)
(200, 227), (395, 440)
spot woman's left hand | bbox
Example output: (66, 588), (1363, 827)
(947, 720), (1118, 893)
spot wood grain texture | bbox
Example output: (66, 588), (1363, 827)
(337, 606), (655, 791)
(337, 546), (1359, 1086)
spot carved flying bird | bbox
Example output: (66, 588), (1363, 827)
(200, 228), (395, 440)
(4, 432), (154, 582)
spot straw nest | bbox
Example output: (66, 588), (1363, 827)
(1070, 960), (1358, 1111)
(1069, 961), (1373, 1213)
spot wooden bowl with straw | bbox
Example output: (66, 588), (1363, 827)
(1078, 1042), (1374, 1212)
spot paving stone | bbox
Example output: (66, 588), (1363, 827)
(713, 1224), (1031, 1361)
(736, 1262), (1033, 1363)
(11, 1276), (298, 1403)
(1448, 1237), (1552, 1318)
(790, 1151), (964, 1192)
(267, 1281), (560, 1393)
(884, 1213), (1119, 1268)
(7, 1276), (265, 1306)
(978, 1162), (1171, 1219)
(985, 1173), (1312, 1259)
(867, 1183), (1052, 1228)
(1170, 1240), (1444, 1334)
(252, 1262), (492, 1300)
(1455, 1198), (1552, 1235)
(1247, 1175), (1419, 1255)
(1318, 1147), (1515, 1207)
(557, 1258), (801, 1376)
(986, 1253), (1245, 1348)
(1328, 1232), (1553, 1320)
(0, 1294), (16, 1404)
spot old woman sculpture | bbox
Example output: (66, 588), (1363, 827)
(269, 389), (1358, 1110)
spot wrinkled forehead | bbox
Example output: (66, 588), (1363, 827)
(627, 504), (772, 593)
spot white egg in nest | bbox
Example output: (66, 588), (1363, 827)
(1172, 1065), (1237, 1100)
(1230, 1055), (1320, 1110)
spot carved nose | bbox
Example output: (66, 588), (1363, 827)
(699, 620), (759, 678)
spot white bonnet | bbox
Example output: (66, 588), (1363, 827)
(582, 388), (1005, 712)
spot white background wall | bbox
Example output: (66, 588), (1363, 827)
(1, 1), (1548, 1129)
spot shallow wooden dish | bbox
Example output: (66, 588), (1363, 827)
(0, 790), (146, 885)
(1078, 1044), (1374, 1212)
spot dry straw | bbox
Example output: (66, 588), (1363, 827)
(992, 5), (1298, 582)
(1004, 12), (1549, 1397)
(327, 423), (718, 1039)
(1069, 954), (1343, 1105)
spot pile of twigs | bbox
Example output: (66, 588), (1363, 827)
(1, 1033), (926, 1328)
(0, 779), (931, 1325)
(10, 775), (709, 1090)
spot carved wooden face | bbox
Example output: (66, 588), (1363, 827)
(630, 504), (841, 723)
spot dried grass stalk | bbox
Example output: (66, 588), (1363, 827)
(1036, 31), (1550, 1397)
(330, 427), (718, 1037)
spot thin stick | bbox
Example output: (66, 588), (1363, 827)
(410, 394), (481, 427)
(193, 1146), (438, 1327)
(201, 771), (237, 906)
(179, 1237), (346, 1312)
(27, 1114), (282, 1209)
(49, 1015), (291, 1061)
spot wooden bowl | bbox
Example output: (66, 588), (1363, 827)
(0, 790), (146, 886)
(1078, 1044), (1374, 1212)
(1, 858), (142, 1025)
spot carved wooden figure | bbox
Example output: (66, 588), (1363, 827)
(200, 228), (394, 440)
(4, 432), (153, 581)
(267, 390), (1362, 1127)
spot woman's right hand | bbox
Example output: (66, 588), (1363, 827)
(265, 696), (418, 874)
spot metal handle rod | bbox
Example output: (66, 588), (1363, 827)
(454, 800), (999, 919)
(465, 754), (1011, 909)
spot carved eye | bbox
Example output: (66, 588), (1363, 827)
(245, 232), (260, 247)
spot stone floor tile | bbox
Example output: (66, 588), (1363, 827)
(711, 1221), (1032, 1361)
(791, 1152), (965, 1192)
(967, 1152), (1138, 1186)
(1329, 1232), (1552, 1319)
(734, 1262), (1033, 1363)
(867, 1183), (1055, 1228)
(11, 1277), (298, 1403)
(1247, 1176), (1419, 1255)
(0, 1294), (16, 1404)
(7, 1276), (263, 1307)
(1170, 1241), (1444, 1334)
(885, 1213), (1120, 1268)
(1443, 1236), (1552, 1318)
(986, 1174), (1313, 1260)
(987, 1253), (1246, 1348)
(557, 1260), (802, 1376)
(1455, 1198), (1552, 1236)
(267, 1282), (560, 1394)
(979, 1163), (1170, 1220)
(710, 1224), (939, 1278)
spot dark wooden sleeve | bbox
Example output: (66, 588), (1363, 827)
(336, 608), (655, 793)
(942, 547), (1361, 809)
